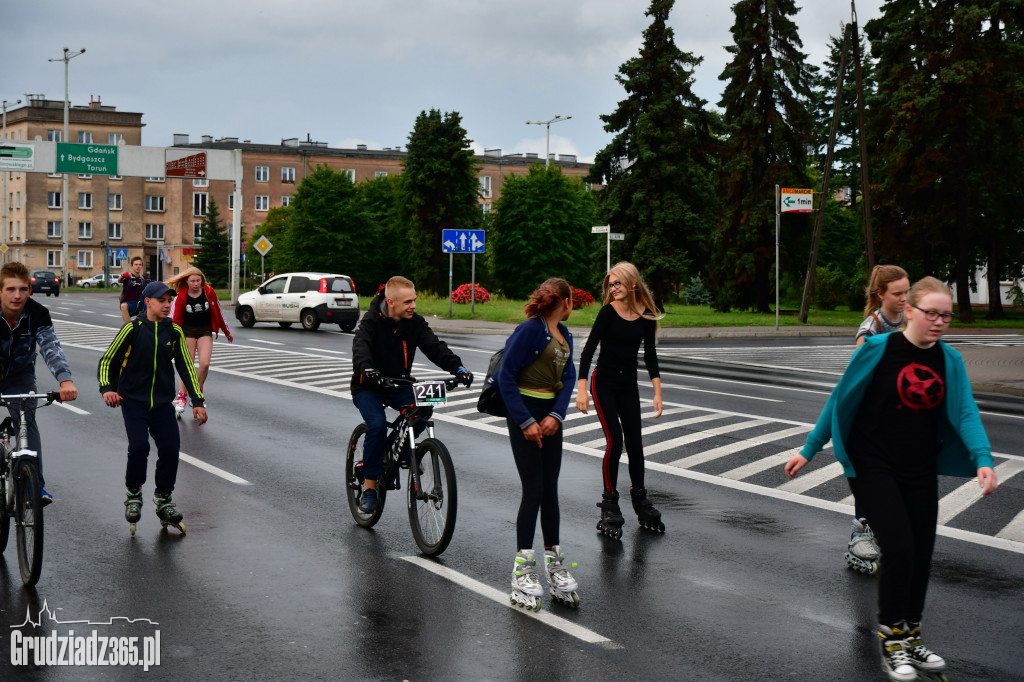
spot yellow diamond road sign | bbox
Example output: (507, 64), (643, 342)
(253, 236), (273, 255)
(0, 244), (8, 254)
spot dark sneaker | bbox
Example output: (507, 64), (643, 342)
(40, 487), (53, 507)
(358, 488), (378, 514)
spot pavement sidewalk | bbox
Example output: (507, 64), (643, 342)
(422, 316), (1024, 398)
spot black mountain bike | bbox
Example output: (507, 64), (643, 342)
(345, 377), (459, 556)
(0, 391), (59, 587)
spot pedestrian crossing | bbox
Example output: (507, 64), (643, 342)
(54, 321), (1024, 548)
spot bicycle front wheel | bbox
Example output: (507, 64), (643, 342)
(407, 438), (457, 556)
(14, 460), (44, 586)
(345, 423), (386, 528)
(0, 471), (10, 553)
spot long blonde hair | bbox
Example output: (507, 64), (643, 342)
(602, 262), (662, 326)
(863, 264), (908, 318)
(165, 266), (207, 292)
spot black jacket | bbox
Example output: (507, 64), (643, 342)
(97, 318), (204, 410)
(349, 292), (463, 395)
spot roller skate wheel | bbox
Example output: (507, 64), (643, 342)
(177, 522), (186, 534)
(129, 523), (136, 536)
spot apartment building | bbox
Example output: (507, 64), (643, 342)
(3, 98), (592, 283)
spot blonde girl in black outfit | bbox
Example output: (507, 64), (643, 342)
(576, 262), (664, 537)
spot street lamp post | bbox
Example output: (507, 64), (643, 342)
(526, 114), (572, 167)
(49, 47), (86, 284)
(2, 98), (21, 265)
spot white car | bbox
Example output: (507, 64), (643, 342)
(234, 272), (360, 331)
(78, 273), (121, 288)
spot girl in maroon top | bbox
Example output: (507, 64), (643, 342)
(167, 267), (232, 410)
(576, 262), (664, 537)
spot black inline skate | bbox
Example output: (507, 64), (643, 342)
(154, 492), (186, 535)
(124, 487), (143, 536)
(630, 487), (665, 532)
(596, 490), (624, 540)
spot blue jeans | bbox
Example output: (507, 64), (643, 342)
(352, 387), (422, 479)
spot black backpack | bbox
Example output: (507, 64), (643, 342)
(476, 348), (507, 418)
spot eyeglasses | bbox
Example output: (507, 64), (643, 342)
(608, 280), (624, 290)
(910, 305), (954, 323)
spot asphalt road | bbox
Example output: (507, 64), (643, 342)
(1, 294), (1022, 681)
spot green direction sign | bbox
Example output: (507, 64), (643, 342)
(0, 143), (35, 170)
(55, 142), (118, 175)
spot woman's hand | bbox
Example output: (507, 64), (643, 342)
(977, 467), (998, 495)
(784, 454), (809, 479)
(523, 422), (543, 447)
(575, 380), (588, 413)
(539, 416), (561, 437)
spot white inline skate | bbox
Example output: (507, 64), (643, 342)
(510, 549), (542, 611)
(544, 545), (580, 608)
(173, 391), (187, 420)
(846, 517), (880, 575)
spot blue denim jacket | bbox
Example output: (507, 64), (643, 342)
(496, 316), (576, 430)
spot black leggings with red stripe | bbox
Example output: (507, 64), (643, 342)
(591, 368), (645, 492)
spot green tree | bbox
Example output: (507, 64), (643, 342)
(489, 164), (598, 299)
(284, 164), (376, 285)
(251, 206), (291, 279)
(402, 109), (481, 295)
(588, 0), (720, 305)
(355, 173), (411, 292)
(712, 0), (816, 312)
(192, 197), (230, 286)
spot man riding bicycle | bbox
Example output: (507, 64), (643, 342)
(350, 276), (472, 513)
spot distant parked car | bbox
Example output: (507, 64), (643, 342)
(235, 272), (360, 331)
(30, 270), (61, 297)
(78, 273), (121, 288)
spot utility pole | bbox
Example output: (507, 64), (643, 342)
(1, 98), (20, 265)
(49, 47), (86, 284)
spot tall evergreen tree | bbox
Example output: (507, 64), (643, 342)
(356, 173), (411, 291)
(588, 0), (720, 305)
(712, 0), (816, 312)
(192, 197), (230, 286)
(402, 109), (481, 295)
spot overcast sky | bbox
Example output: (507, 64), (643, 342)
(6, 0), (884, 163)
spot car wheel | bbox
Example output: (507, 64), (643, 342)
(82, 283), (91, 288)
(300, 309), (320, 331)
(339, 321), (356, 332)
(55, 291), (60, 297)
(278, 322), (293, 328)
(238, 306), (256, 328)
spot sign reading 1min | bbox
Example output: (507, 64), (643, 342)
(55, 142), (119, 175)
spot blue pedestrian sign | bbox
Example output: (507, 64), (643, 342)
(442, 229), (485, 254)
(113, 248), (128, 260)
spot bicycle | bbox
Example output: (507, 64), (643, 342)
(0, 391), (58, 587)
(345, 377), (460, 556)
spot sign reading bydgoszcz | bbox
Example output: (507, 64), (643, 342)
(165, 150), (207, 179)
(55, 143), (118, 175)
(780, 188), (814, 213)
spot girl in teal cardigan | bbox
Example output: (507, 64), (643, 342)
(785, 276), (997, 682)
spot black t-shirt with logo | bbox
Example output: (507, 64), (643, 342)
(847, 332), (946, 477)
(182, 291), (212, 328)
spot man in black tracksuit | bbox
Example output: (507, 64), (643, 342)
(350, 275), (472, 513)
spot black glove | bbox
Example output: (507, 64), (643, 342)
(456, 368), (474, 388)
(363, 369), (382, 387)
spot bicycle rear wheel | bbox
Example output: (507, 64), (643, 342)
(14, 460), (44, 586)
(407, 438), (457, 556)
(345, 423), (386, 527)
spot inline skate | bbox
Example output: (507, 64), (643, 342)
(596, 490), (624, 540)
(124, 487), (143, 536)
(173, 391), (187, 420)
(510, 549), (542, 611)
(544, 545), (580, 608)
(846, 517), (880, 575)
(630, 487), (665, 532)
(154, 492), (186, 534)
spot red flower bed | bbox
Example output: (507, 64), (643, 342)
(570, 286), (594, 309)
(451, 283), (491, 304)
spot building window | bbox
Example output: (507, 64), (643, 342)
(78, 192), (93, 209)
(584, 182), (593, 192)
(281, 167), (295, 183)
(108, 223), (122, 240)
(110, 175), (122, 181)
(227, 194), (234, 210)
(255, 166), (269, 182)
(145, 195), (165, 212)
(481, 203), (491, 214)
(374, 171), (388, 178)
(109, 194), (122, 211)
(77, 131), (92, 144)
(47, 191), (61, 209)
(108, 133), (123, 145)
(47, 221), (62, 238)
(193, 192), (208, 217)
(193, 177), (208, 187)
(193, 222), (204, 243)
(255, 195), (269, 211)
(77, 250), (93, 268)
(479, 175), (492, 198)
(145, 224), (165, 241)
(78, 222), (92, 239)
(78, 174), (93, 180)
(345, 169), (356, 182)
(48, 171), (62, 178)
(47, 250), (62, 268)
(145, 176), (165, 182)
(46, 130), (61, 143)
(281, 196), (292, 207)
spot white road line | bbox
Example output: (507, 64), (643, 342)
(57, 402), (90, 415)
(937, 459), (1024, 525)
(719, 446), (824, 481)
(777, 461), (845, 494)
(649, 419), (771, 457)
(247, 338), (285, 345)
(401, 556), (617, 647)
(659, 370), (833, 395)
(649, 380), (783, 403)
(563, 406), (694, 437)
(179, 452), (250, 485)
(306, 347), (347, 355)
(667, 425), (809, 469)
(996, 508), (1024, 543)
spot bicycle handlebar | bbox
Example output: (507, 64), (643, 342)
(0, 392), (61, 407)
(377, 377), (461, 390)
